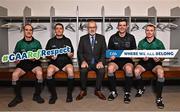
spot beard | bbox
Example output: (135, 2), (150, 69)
(89, 32), (96, 36)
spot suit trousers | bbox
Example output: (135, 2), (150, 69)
(80, 64), (105, 91)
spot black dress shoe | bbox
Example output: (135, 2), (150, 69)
(8, 96), (23, 107)
(33, 95), (45, 104)
(76, 91), (87, 101)
(94, 91), (106, 100)
(49, 97), (57, 104)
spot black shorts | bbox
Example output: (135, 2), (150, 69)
(16, 60), (41, 72)
(138, 59), (162, 71)
(111, 58), (134, 70)
(49, 59), (73, 70)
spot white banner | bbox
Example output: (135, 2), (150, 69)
(106, 49), (179, 58)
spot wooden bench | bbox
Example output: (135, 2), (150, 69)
(0, 66), (180, 81)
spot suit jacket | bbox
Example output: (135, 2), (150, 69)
(77, 33), (107, 66)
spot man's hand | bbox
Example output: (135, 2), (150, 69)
(109, 56), (116, 61)
(81, 61), (88, 68)
(52, 56), (57, 60)
(67, 52), (74, 58)
(14, 60), (20, 64)
(143, 57), (149, 61)
(96, 62), (104, 69)
(153, 57), (161, 62)
(29, 58), (36, 62)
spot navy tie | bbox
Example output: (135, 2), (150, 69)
(91, 36), (95, 64)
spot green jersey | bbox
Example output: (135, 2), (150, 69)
(14, 37), (42, 53)
(138, 37), (165, 50)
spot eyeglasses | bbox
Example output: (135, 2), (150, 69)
(88, 27), (97, 29)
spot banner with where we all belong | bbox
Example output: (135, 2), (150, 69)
(106, 49), (179, 58)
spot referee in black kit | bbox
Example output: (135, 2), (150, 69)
(45, 23), (75, 104)
(107, 19), (137, 103)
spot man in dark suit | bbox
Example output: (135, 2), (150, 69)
(76, 20), (107, 100)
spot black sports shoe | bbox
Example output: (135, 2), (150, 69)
(66, 94), (73, 103)
(49, 97), (57, 104)
(8, 96), (23, 107)
(124, 92), (131, 104)
(33, 95), (45, 104)
(135, 87), (145, 97)
(156, 97), (164, 109)
(108, 91), (118, 101)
